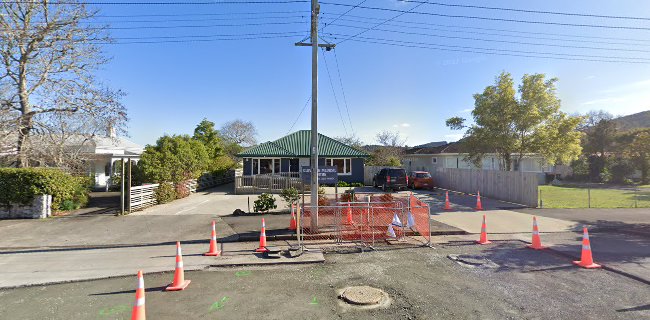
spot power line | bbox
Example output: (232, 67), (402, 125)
(379, 0), (650, 21)
(108, 30), (304, 41)
(78, 14), (309, 24)
(335, 0), (428, 44)
(320, 2), (650, 31)
(320, 0), (367, 31)
(287, 95), (311, 134)
(323, 13), (650, 43)
(0, 21), (308, 31)
(100, 33), (304, 44)
(332, 48), (354, 136)
(332, 35), (650, 64)
(2, 1), (309, 4)
(323, 16), (650, 47)
(329, 23), (650, 53)
(97, 10), (307, 18)
(321, 48), (348, 136)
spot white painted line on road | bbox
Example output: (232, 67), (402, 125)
(197, 199), (210, 205)
(176, 207), (196, 215)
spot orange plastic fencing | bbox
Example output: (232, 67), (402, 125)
(299, 193), (431, 246)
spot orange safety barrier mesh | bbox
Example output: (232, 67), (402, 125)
(299, 193), (431, 246)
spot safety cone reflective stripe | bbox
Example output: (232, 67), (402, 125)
(289, 205), (297, 230)
(443, 191), (452, 211)
(476, 214), (491, 244)
(166, 242), (191, 291)
(255, 218), (268, 252)
(475, 191), (484, 211)
(204, 221), (221, 256)
(391, 213), (402, 227)
(387, 224), (397, 238)
(527, 216), (546, 250)
(407, 211), (416, 229)
(131, 271), (146, 320)
(573, 227), (601, 269)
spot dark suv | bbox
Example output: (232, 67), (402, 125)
(373, 168), (408, 191)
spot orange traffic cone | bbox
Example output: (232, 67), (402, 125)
(475, 191), (483, 211)
(166, 242), (191, 291)
(443, 191), (452, 211)
(289, 204), (297, 230)
(573, 227), (601, 269)
(204, 220), (221, 256)
(526, 216), (546, 250)
(131, 270), (146, 320)
(476, 214), (491, 244)
(255, 218), (268, 253)
(343, 203), (354, 225)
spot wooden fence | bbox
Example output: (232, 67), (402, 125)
(197, 171), (235, 190)
(235, 174), (304, 194)
(431, 168), (539, 207)
(129, 184), (159, 212)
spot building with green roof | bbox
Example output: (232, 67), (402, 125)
(237, 130), (369, 184)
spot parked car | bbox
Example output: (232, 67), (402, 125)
(408, 171), (434, 190)
(373, 168), (408, 191)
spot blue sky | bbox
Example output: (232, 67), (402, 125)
(93, 0), (650, 147)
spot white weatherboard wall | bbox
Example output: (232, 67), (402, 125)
(431, 168), (539, 207)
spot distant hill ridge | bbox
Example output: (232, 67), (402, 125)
(613, 110), (650, 131)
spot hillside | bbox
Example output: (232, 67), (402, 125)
(614, 110), (650, 131)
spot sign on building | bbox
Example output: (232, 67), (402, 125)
(301, 166), (338, 184)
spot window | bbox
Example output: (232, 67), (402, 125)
(251, 158), (281, 175)
(431, 157), (437, 164)
(325, 158), (352, 175)
(289, 158), (299, 172)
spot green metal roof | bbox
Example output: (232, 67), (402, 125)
(238, 130), (369, 158)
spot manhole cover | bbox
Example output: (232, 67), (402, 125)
(448, 254), (499, 269)
(339, 286), (388, 306)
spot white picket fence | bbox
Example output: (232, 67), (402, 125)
(129, 184), (159, 211)
(431, 168), (539, 207)
(234, 174), (304, 194)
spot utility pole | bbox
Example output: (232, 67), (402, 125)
(295, 0), (335, 231)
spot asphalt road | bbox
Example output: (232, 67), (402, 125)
(1, 241), (648, 320)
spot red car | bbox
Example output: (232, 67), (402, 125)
(408, 171), (434, 190)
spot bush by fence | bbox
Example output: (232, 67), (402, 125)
(0, 168), (91, 211)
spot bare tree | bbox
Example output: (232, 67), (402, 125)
(1, 1), (126, 167)
(376, 130), (406, 147)
(334, 134), (364, 148)
(220, 119), (257, 146)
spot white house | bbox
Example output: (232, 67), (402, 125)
(403, 141), (553, 174)
(87, 135), (144, 190)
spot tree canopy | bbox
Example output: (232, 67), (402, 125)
(139, 135), (209, 184)
(446, 71), (582, 170)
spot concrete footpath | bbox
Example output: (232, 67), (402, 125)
(0, 241), (324, 289)
(431, 209), (577, 234)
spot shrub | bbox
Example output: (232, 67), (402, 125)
(254, 193), (277, 213)
(336, 181), (350, 187)
(279, 187), (300, 207)
(175, 182), (190, 199)
(0, 168), (91, 211)
(155, 183), (177, 204)
(340, 191), (358, 203)
(350, 182), (364, 187)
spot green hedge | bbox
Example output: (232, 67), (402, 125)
(0, 168), (91, 211)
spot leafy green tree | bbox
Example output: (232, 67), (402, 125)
(619, 129), (650, 184)
(139, 135), (209, 183)
(581, 111), (617, 181)
(192, 118), (236, 173)
(446, 71), (582, 170)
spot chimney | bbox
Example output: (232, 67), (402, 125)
(106, 123), (116, 138)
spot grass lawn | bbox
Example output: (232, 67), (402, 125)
(538, 185), (650, 208)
